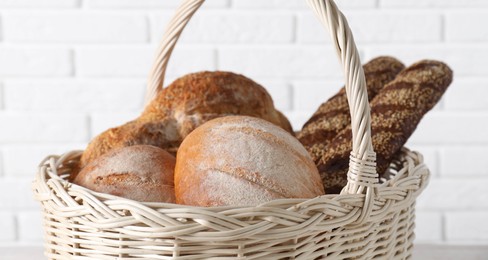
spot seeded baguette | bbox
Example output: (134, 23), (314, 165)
(318, 60), (453, 193)
(298, 56), (405, 164)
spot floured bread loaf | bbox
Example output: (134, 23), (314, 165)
(80, 71), (292, 168)
(73, 145), (176, 203)
(174, 116), (324, 207)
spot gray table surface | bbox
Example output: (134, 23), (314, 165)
(1, 244), (487, 259)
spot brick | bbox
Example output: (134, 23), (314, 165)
(446, 212), (488, 241)
(4, 79), (145, 112)
(414, 211), (443, 242)
(380, 0), (488, 8)
(298, 11), (442, 44)
(90, 112), (139, 138)
(77, 46), (216, 77)
(0, 48), (72, 77)
(0, 113), (88, 143)
(151, 12), (294, 44)
(292, 80), (344, 111)
(336, 0), (377, 9)
(0, 0), (79, 8)
(0, 179), (40, 209)
(0, 212), (16, 241)
(3, 144), (84, 178)
(0, 82), (4, 110)
(407, 112), (488, 144)
(444, 78), (488, 110)
(440, 146), (488, 176)
(85, 0), (229, 8)
(417, 178), (488, 210)
(364, 45), (488, 77)
(219, 46), (345, 79)
(296, 13), (332, 44)
(231, 0), (376, 9)
(18, 211), (44, 242)
(232, 0), (307, 9)
(77, 47), (152, 77)
(4, 13), (148, 44)
(0, 150), (3, 177)
(446, 12), (488, 42)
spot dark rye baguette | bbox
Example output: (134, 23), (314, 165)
(318, 60), (453, 193)
(297, 56), (405, 163)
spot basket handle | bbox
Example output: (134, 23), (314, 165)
(144, 0), (378, 203)
(144, 0), (205, 104)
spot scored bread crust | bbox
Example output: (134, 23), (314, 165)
(80, 71), (293, 168)
(175, 116), (324, 207)
(74, 145), (176, 203)
(142, 71), (292, 137)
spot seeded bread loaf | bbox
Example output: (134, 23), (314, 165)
(80, 71), (293, 168)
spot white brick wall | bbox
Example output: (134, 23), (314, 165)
(298, 11), (443, 44)
(440, 146), (488, 176)
(91, 112), (139, 136)
(379, 0), (488, 8)
(17, 211), (43, 243)
(3, 145), (85, 177)
(3, 13), (148, 44)
(0, 0), (486, 247)
(415, 211), (443, 243)
(0, 82), (4, 109)
(445, 12), (488, 42)
(446, 212), (488, 241)
(84, 0), (229, 9)
(0, 113), (88, 143)
(4, 79), (145, 112)
(151, 12), (295, 44)
(0, 0), (79, 8)
(219, 46), (344, 78)
(0, 48), (72, 77)
(0, 212), (16, 241)
(76, 46), (216, 77)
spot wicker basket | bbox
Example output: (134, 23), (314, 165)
(33, 0), (430, 259)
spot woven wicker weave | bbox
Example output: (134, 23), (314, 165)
(33, 0), (430, 259)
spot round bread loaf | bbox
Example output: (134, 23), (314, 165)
(80, 71), (292, 168)
(175, 116), (324, 207)
(73, 145), (176, 203)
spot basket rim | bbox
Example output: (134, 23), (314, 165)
(33, 147), (429, 227)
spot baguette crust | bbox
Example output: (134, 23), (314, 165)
(319, 60), (453, 193)
(298, 57), (405, 164)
